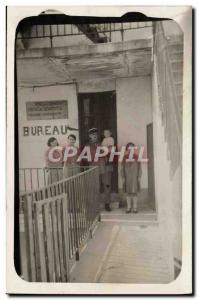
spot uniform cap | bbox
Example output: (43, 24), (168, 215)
(88, 128), (98, 134)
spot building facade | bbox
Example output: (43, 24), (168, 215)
(16, 16), (184, 279)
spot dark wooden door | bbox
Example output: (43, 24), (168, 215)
(78, 91), (118, 192)
(147, 123), (156, 210)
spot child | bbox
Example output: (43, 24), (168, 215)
(101, 129), (115, 149)
(121, 142), (142, 213)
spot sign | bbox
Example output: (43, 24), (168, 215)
(26, 100), (68, 120)
(22, 125), (79, 136)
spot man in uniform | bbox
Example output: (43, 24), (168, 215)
(88, 128), (112, 211)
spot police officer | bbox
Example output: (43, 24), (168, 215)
(88, 128), (111, 212)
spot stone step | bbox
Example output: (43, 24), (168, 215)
(172, 71), (183, 83)
(167, 35), (183, 42)
(101, 215), (157, 224)
(168, 44), (183, 54)
(171, 61), (183, 71)
(177, 95), (183, 113)
(177, 95), (183, 102)
(167, 36), (183, 46)
(100, 201), (120, 210)
(174, 82), (183, 95)
(169, 52), (183, 61)
(175, 81), (182, 87)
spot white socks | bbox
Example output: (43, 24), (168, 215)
(126, 196), (138, 211)
(133, 196), (138, 211)
(126, 196), (132, 210)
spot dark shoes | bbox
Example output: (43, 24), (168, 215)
(105, 203), (111, 212)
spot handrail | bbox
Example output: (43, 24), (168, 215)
(158, 23), (182, 140)
(153, 21), (183, 176)
(19, 166), (91, 170)
(19, 165), (93, 194)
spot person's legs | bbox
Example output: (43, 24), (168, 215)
(126, 195), (132, 213)
(104, 172), (112, 204)
(103, 172), (112, 211)
(99, 174), (103, 193)
(132, 195), (138, 213)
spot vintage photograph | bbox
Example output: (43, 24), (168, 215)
(6, 6), (192, 294)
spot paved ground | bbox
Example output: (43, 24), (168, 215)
(69, 210), (173, 283)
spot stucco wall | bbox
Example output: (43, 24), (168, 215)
(116, 76), (152, 189)
(18, 83), (79, 169)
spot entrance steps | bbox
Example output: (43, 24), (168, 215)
(101, 208), (157, 224)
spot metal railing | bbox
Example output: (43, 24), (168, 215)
(21, 194), (70, 282)
(17, 22), (152, 39)
(19, 166), (100, 282)
(16, 22), (152, 46)
(19, 166), (89, 193)
(153, 22), (182, 177)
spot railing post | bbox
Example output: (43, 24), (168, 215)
(34, 202), (47, 282)
(95, 167), (101, 221)
(23, 195), (36, 282)
(62, 194), (70, 281)
(71, 180), (79, 261)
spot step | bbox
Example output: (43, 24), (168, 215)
(168, 44), (183, 54)
(101, 214), (158, 224)
(100, 201), (120, 210)
(175, 82), (183, 88)
(175, 83), (183, 95)
(172, 71), (183, 83)
(167, 35), (183, 46)
(169, 52), (183, 62)
(177, 95), (183, 112)
(177, 94), (183, 102)
(171, 61), (183, 71)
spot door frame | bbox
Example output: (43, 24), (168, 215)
(77, 90), (118, 192)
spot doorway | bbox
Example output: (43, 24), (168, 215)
(78, 91), (118, 192)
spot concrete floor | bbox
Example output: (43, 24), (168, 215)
(69, 209), (173, 283)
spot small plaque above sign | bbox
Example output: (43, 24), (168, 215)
(26, 100), (68, 120)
